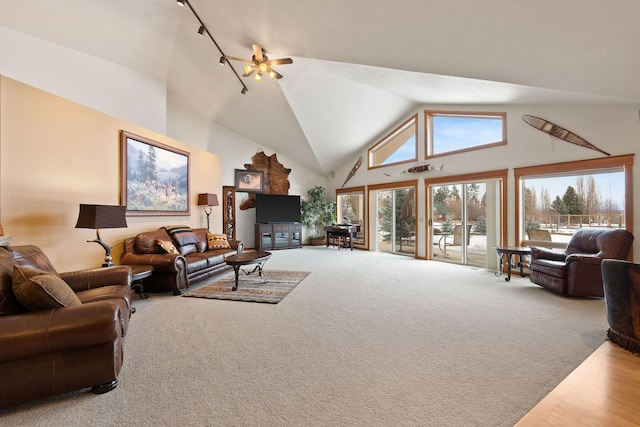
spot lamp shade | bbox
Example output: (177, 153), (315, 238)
(75, 204), (128, 229)
(197, 193), (219, 207)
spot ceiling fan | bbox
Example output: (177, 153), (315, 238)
(225, 44), (293, 82)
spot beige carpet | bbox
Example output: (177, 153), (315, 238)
(0, 247), (608, 426)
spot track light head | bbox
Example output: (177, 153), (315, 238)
(197, 25), (206, 36)
(241, 87), (247, 95)
(176, 0), (186, 6)
(219, 56), (226, 66)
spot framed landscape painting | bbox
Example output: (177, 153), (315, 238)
(120, 130), (190, 216)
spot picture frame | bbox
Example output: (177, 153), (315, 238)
(120, 130), (190, 216)
(234, 169), (264, 193)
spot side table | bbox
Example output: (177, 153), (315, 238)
(493, 246), (532, 282)
(128, 264), (153, 299)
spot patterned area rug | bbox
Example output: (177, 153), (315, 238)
(182, 270), (310, 304)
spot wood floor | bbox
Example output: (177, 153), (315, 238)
(516, 340), (640, 426)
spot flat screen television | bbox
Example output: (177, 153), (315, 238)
(255, 194), (301, 223)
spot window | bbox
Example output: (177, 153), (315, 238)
(368, 114), (417, 169)
(515, 155), (633, 246)
(425, 111), (506, 157)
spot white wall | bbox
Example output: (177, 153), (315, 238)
(0, 25), (166, 134)
(327, 104), (640, 258)
(0, 23), (327, 249)
(167, 101), (327, 247)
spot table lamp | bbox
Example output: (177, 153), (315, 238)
(75, 204), (128, 267)
(197, 193), (219, 231)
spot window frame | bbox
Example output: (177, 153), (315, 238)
(368, 114), (418, 170)
(425, 110), (507, 159)
(514, 154), (634, 248)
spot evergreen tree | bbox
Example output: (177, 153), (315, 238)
(562, 186), (581, 215)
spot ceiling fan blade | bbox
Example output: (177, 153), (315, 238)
(266, 58), (293, 66)
(224, 55), (254, 64)
(252, 44), (264, 63)
(267, 67), (283, 80)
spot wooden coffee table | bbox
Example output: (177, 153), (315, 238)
(225, 251), (272, 290)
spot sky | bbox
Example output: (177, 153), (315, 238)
(523, 171), (625, 210)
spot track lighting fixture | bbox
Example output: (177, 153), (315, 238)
(176, 0), (248, 95)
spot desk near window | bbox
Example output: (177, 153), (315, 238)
(325, 224), (360, 250)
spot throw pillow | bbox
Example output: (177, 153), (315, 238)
(163, 226), (200, 247)
(157, 239), (179, 254)
(12, 265), (81, 311)
(207, 233), (231, 249)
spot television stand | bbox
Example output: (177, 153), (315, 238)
(255, 223), (302, 250)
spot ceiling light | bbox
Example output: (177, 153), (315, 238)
(243, 65), (253, 74)
(268, 70), (277, 80)
(258, 63), (269, 73)
(254, 73), (262, 82)
(176, 0), (248, 96)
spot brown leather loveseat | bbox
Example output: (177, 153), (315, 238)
(121, 226), (243, 295)
(529, 228), (634, 297)
(0, 245), (133, 408)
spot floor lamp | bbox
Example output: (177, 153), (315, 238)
(75, 204), (128, 267)
(197, 193), (219, 231)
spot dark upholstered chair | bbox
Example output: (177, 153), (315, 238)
(602, 259), (640, 354)
(529, 228), (634, 297)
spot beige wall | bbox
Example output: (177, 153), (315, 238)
(0, 76), (222, 272)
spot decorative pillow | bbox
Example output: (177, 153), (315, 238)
(157, 239), (179, 254)
(12, 265), (81, 311)
(164, 226), (200, 247)
(207, 233), (231, 249)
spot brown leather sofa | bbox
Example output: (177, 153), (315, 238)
(0, 245), (133, 408)
(121, 227), (243, 295)
(529, 228), (634, 297)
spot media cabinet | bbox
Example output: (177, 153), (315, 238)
(255, 223), (302, 250)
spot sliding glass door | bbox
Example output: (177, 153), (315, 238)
(374, 186), (415, 256)
(429, 178), (502, 269)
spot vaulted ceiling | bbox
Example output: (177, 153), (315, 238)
(1, 1), (639, 175)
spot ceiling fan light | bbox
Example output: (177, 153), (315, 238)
(254, 73), (262, 82)
(243, 65), (254, 74)
(259, 63), (269, 73)
(268, 70), (277, 80)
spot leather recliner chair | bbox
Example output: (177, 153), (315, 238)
(529, 228), (634, 297)
(0, 245), (133, 408)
